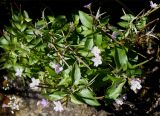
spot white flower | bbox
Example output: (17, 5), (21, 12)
(53, 101), (64, 112)
(29, 78), (40, 90)
(3, 76), (8, 80)
(91, 56), (102, 67)
(91, 46), (102, 67)
(91, 46), (101, 57)
(130, 78), (142, 93)
(15, 68), (23, 77)
(50, 62), (63, 74)
(115, 98), (123, 105)
(150, 1), (158, 8)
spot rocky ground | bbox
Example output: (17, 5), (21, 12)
(0, 94), (112, 116)
(0, 89), (160, 116)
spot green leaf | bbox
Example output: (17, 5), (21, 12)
(120, 14), (134, 21)
(29, 37), (41, 45)
(105, 78), (126, 100)
(95, 34), (102, 46)
(46, 91), (66, 101)
(36, 20), (46, 28)
(72, 63), (81, 83)
(78, 88), (100, 106)
(26, 29), (34, 35)
(48, 16), (55, 23)
(117, 21), (129, 28)
(79, 11), (93, 29)
(78, 50), (92, 57)
(70, 94), (84, 105)
(136, 17), (147, 30)
(114, 47), (128, 71)
(74, 78), (88, 86)
(20, 24), (27, 32)
(0, 37), (9, 45)
(81, 30), (92, 37)
(23, 10), (29, 18)
(45, 66), (56, 76)
(12, 14), (19, 22)
(14, 23), (22, 30)
(127, 68), (142, 76)
(100, 18), (109, 26)
(74, 15), (79, 26)
(25, 18), (32, 22)
(78, 88), (94, 98)
(85, 38), (94, 50)
(58, 76), (71, 87)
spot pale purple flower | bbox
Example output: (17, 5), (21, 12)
(50, 62), (63, 74)
(2, 104), (8, 108)
(84, 3), (92, 9)
(53, 101), (64, 112)
(29, 78), (40, 90)
(150, 1), (158, 8)
(91, 46), (101, 57)
(130, 78), (142, 93)
(15, 68), (23, 77)
(37, 99), (49, 107)
(91, 56), (102, 67)
(111, 31), (119, 39)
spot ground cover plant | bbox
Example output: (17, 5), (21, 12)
(0, 1), (160, 115)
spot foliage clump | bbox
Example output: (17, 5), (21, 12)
(0, 2), (160, 109)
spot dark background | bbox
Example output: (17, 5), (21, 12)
(0, 0), (160, 35)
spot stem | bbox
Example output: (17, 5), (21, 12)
(52, 44), (70, 67)
(132, 57), (154, 68)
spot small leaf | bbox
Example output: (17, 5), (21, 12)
(74, 15), (79, 26)
(85, 38), (94, 50)
(118, 21), (129, 28)
(46, 91), (66, 101)
(48, 16), (55, 23)
(45, 66), (56, 76)
(95, 34), (102, 46)
(136, 17), (147, 30)
(83, 97), (100, 106)
(120, 14), (134, 21)
(78, 50), (92, 57)
(20, 24), (27, 32)
(58, 76), (71, 87)
(100, 18), (109, 26)
(23, 10), (29, 18)
(36, 20), (46, 28)
(25, 18), (32, 22)
(14, 23), (21, 30)
(81, 30), (92, 37)
(105, 78), (126, 100)
(72, 63), (81, 83)
(12, 14), (19, 22)
(79, 11), (93, 29)
(70, 94), (84, 105)
(114, 47), (128, 70)
(0, 37), (9, 45)
(78, 88), (100, 106)
(74, 78), (88, 86)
